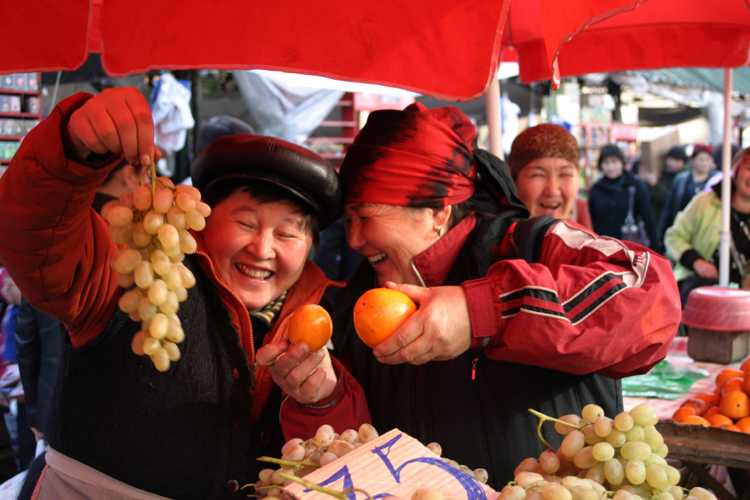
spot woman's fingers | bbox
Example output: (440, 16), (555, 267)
(66, 87), (155, 166)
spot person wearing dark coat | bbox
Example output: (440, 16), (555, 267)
(331, 103), (680, 488)
(589, 145), (658, 250)
(14, 298), (63, 444)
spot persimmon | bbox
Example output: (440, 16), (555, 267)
(678, 415), (711, 426)
(720, 424), (742, 432)
(740, 357), (750, 374)
(694, 393), (720, 407)
(735, 417), (750, 433)
(672, 407), (696, 422)
(703, 406), (722, 419)
(721, 377), (745, 395)
(353, 288), (417, 348)
(707, 413), (734, 428)
(680, 398), (707, 416)
(716, 368), (745, 389)
(288, 304), (333, 352)
(719, 391), (750, 420)
(744, 372), (750, 394)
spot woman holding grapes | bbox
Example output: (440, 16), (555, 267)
(0, 87), (369, 499)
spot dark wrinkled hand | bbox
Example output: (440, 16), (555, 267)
(372, 282), (472, 365)
(256, 341), (337, 404)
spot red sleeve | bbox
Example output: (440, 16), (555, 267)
(461, 220), (680, 379)
(0, 92), (123, 346)
(279, 356), (371, 441)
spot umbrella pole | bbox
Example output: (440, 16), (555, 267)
(486, 71), (504, 159)
(719, 68), (733, 287)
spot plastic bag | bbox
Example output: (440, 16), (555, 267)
(621, 360), (709, 400)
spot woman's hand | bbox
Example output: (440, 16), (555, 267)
(67, 87), (160, 167)
(372, 282), (472, 365)
(255, 341), (338, 404)
(693, 259), (719, 279)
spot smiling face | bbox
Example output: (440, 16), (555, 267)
(201, 189), (313, 310)
(514, 157), (579, 219)
(343, 203), (449, 287)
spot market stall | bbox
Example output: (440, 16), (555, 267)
(624, 337), (750, 500)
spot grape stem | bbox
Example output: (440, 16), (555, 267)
(527, 409), (584, 451)
(257, 456), (320, 469)
(279, 472), (374, 500)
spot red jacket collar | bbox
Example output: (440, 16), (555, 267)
(412, 215), (477, 287)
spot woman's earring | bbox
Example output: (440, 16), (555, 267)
(435, 225), (443, 237)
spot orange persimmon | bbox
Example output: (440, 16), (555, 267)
(716, 368), (745, 389)
(288, 304), (333, 352)
(720, 391), (750, 420)
(353, 288), (417, 348)
(679, 415), (711, 426)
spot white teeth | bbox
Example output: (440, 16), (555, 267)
(236, 264), (272, 279)
(367, 253), (387, 265)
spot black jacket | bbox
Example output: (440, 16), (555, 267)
(22, 258), (259, 500)
(331, 216), (622, 489)
(589, 171), (657, 250)
(14, 298), (64, 433)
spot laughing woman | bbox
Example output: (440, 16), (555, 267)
(331, 103), (681, 488)
(0, 88), (369, 500)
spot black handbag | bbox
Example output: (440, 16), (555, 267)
(620, 185), (651, 247)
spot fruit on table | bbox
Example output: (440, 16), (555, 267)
(511, 404), (719, 500)
(288, 304), (333, 351)
(353, 288), (417, 348)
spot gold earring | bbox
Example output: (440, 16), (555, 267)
(435, 225), (443, 237)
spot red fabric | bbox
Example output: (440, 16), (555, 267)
(6, 0), (747, 98)
(461, 219), (681, 379)
(511, 0), (750, 83)
(412, 215), (477, 287)
(339, 102), (477, 208)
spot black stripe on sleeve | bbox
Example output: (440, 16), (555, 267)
(501, 288), (560, 304)
(570, 282), (628, 324)
(563, 273), (622, 314)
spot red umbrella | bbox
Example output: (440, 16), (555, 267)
(506, 0), (750, 83)
(2, 0), (649, 101)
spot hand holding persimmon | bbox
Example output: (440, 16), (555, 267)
(288, 304), (333, 352)
(353, 288), (417, 348)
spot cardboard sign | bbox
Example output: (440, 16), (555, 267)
(283, 429), (498, 500)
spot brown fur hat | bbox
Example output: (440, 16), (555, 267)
(507, 124), (579, 179)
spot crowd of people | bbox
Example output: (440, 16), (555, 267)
(0, 83), (742, 499)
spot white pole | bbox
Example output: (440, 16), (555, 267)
(486, 72), (504, 159)
(719, 68), (733, 287)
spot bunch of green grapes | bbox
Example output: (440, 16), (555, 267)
(104, 176), (211, 372)
(502, 404), (718, 500)
(254, 423), (488, 500)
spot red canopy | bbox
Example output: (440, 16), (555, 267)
(509, 0), (750, 83)
(2, 0), (667, 101)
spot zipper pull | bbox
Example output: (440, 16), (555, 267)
(471, 358), (478, 381)
(250, 361), (258, 390)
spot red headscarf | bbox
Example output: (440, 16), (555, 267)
(338, 102), (478, 208)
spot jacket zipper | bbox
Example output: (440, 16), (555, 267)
(195, 250), (256, 388)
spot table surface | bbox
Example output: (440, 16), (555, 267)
(623, 336), (750, 472)
(623, 337), (744, 417)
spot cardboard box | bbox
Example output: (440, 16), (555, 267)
(639, 128), (680, 185)
(283, 429), (497, 500)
